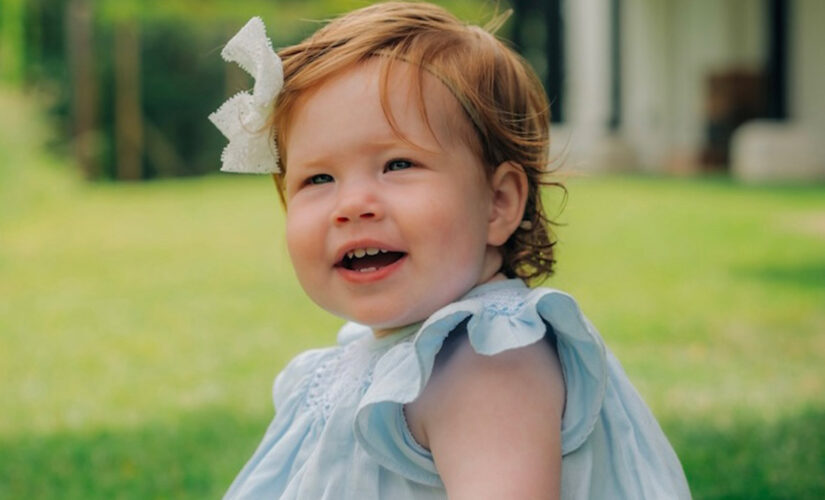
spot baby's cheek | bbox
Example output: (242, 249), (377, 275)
(285, 215), (317, 269)
(284, 219), (299, 258)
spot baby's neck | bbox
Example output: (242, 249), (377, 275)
(371, 272), (507, 339)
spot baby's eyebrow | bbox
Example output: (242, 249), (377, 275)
(291, 138), (434, 169)
(288, 155), (332, 171)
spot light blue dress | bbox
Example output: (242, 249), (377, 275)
(225, 279), (691, 499)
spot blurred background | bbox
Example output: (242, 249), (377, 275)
(1, 0), (823, 498)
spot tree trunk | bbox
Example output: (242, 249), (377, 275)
(114, 17), (143, 181)
(0, 0), (25, 85)
(65, 0), (99, 179)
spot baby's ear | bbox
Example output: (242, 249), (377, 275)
(487, 161), (528, 246)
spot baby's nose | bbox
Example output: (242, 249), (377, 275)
(335, 210), (377, 224)
(331, 186), (383, 224)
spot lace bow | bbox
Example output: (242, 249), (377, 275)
(209, 17), (283, 174)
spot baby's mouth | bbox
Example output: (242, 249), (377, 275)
(338, 247), (406, 272)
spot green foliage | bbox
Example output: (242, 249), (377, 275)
(0, 0), (26, 83)
(2, 89), (824, 498)
(96, 19), (230, 178)
(20, 0), (509, 180)
(95, 0), (506, 31)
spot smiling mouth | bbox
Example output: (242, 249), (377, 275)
(338, 248), (406, 272)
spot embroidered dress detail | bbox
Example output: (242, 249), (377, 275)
(302, 341), (381, 421)
(209, 17), (283, 174)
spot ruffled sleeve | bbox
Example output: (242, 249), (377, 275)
(353, 280), (608, 485)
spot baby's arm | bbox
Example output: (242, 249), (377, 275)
(405, 333), (565, 499)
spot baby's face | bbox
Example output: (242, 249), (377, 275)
(283, 59), (502, 334)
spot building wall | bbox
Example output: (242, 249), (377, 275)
(559, 0), (817, 172)
(793, 0), (825, 130)
(623, 0), (765, 170)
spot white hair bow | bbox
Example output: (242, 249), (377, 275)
(209, 17), (283, 174)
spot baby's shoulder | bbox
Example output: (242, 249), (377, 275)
(405, 280), (609, 451)
(431, 325), (564, 392)
(406, 326), (566, 451)
(403, 322), (566, 495)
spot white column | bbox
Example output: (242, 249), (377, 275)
(557, 0), (611, 171)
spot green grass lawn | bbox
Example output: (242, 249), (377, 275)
(2, 88), (824, 498)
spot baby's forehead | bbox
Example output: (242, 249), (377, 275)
(390, 67), (475, 146)
(291, 58), (481, 155)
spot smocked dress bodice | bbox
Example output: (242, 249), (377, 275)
(224, 280), (691, 499)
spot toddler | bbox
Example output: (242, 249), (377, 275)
(209, 2), (691, 499)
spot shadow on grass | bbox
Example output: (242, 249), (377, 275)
(664, 406), (825, 500)
(0, 408), (268, 500)
(734, 261), (825, 290)
(2, 406), (824, 499)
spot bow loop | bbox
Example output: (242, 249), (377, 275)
(209, 17), (283, 174)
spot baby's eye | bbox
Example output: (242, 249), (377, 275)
(385, 159), (414, 172)
(307, 173), (334, 185)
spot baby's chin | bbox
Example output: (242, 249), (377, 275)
(347, 313), (427, 338)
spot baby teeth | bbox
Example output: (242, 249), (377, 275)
(359, 267), (377, 273)
(346, 248), (389, 259)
